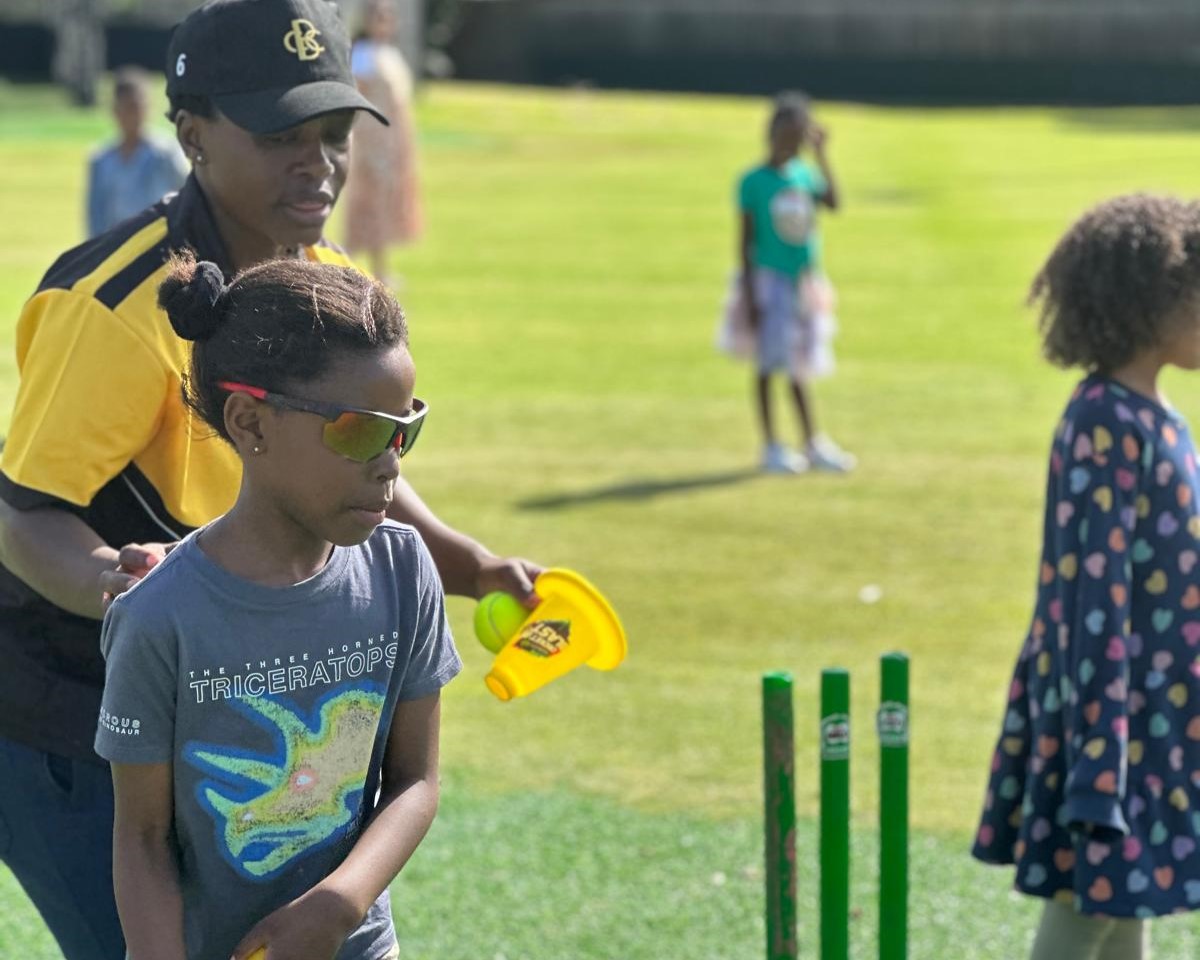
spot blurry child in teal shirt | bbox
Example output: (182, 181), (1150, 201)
(726, 92), (853, 474)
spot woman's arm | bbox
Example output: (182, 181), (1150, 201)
(0, 500), (171, 618)
(387, 477), (542, 605)
(111, 761), (187, 960)
(230, 693), (443, 960)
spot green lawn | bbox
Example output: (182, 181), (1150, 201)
(1, 78), (1199, 957)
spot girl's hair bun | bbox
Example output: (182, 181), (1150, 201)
(158, 253), (230, 342)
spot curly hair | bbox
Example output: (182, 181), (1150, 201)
(1033, 193), (1200, 372)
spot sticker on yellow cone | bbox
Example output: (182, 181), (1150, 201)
(515, 620), (571, 657)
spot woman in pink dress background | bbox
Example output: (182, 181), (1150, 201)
(345, 0), (424, 284)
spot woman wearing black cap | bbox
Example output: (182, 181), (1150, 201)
(0, 2), (540, 957)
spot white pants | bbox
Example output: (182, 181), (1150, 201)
(1030, 899), (1148, 960)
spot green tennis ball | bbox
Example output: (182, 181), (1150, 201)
(474, 592), (528, 653)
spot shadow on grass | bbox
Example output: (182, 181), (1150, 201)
(517, 467), (761, 510)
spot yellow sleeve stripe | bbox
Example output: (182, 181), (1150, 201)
(71, 219), (169, 300)
(4, 289), (170, 507)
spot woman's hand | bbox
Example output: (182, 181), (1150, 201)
(475, 554), (544, 608)
(101, 541), (178, 609)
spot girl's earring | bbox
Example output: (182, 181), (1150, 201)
(252, 445), (261, 454)
(194, 153), (205, 165)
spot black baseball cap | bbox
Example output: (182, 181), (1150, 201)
(166, 0), (389, 134)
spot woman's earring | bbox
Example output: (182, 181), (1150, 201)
(252, 445), (261, 454)
(194, 153), (205, 165)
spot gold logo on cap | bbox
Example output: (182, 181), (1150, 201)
(283, 19), (324, 61)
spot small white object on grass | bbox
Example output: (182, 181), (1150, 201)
(858, 584), (883, 604)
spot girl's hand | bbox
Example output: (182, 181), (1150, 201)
(745, 299), (762, 331)
(230, 887), (361, 960)
(807, 122), (829, 152)
(738, 272), (760, 331)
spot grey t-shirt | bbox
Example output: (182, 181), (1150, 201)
(94, 521), (461, 960)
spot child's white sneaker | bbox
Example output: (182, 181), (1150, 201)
(806, 435), (856, 473)
(761, 443), (808, 474)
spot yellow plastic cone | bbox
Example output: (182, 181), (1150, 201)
(484, 568), (626, 701)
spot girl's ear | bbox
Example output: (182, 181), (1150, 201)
(224, 392), (269, 457)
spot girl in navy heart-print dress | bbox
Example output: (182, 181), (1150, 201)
(973, 194), (1200, 960)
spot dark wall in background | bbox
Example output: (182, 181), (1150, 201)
(0, 23), (171, 80)
(106, 26), (174, 74)
(6, 1), (1200, 104)
(447, 0), (1200, 105)
(463, 52), (1200, 107)
(0, 25), (56, 80)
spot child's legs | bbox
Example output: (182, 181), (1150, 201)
(1030, 899), (1148, 960)
(756, 373), (776, 445)
(752, 270), (794, 447)
(1030, 900), (1109, 960)
(788, 376), (815, 445)
(1097, 914), (1149, 960)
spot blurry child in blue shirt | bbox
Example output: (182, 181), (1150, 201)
(86, 68), (187, 237)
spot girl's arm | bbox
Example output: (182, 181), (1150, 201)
(809, 124), (839, 211)
(111, 761), (187, 960)
(230, 693), (443, 960)
(323, 691), (442, 913)
(739, 211), (759, 328)
(1059, 417), (1139, 840)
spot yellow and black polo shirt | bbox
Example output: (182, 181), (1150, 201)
(0, 175), (356, 761)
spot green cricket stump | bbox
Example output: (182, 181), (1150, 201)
(878, 653), (909, 960)
(762, 672), (798, 960)
(820, 669), (850, 960)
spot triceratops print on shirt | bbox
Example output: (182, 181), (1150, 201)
(184, 685), (384, 881)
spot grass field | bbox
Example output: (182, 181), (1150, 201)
(1, 79), (1200, 957)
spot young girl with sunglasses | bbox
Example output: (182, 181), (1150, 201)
(94, 253), (459, 960)
(973, 194), (1200, 959)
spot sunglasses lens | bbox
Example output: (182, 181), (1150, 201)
(323, 412), (400, 462)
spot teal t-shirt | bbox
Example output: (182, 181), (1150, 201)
(737, 160), (828, 278)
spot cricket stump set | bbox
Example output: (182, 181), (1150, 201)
(762, 653), (910, 960)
